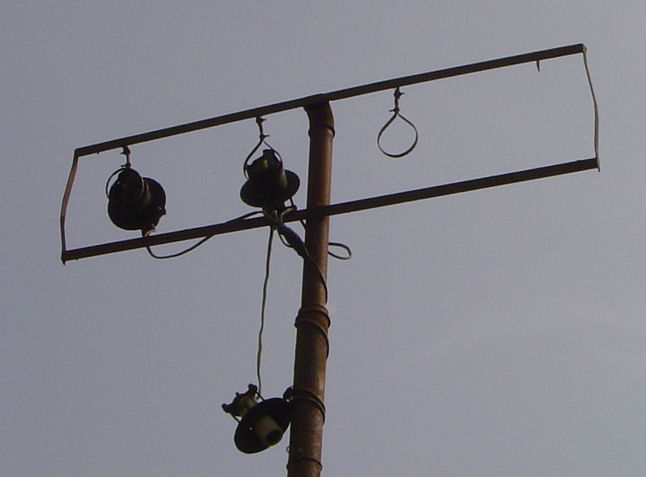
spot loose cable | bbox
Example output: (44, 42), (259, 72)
(582, 46), (600, 168)
(256, 225), (274, 397)
(145, 210), (263, 260)
(265, 210), (330, 303)
(328, 241), (352, 260)
(287, 198), (353, 261)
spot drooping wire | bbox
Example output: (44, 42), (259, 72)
(582, 46), (600, 168)
(144, 210), (263, 259)
(256, 224), (274, 397)
(536, 50), (599, 168)
(286, 198), (352, 261)
(145, 234), (213, 259)
(255, 209), (337, 395)
(264, 209), (330, 302)
(377, 87), (419, 158)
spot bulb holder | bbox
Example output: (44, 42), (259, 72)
(222, 384), (291, 454)
(240, 149), (299, 209)
(107, 167), (166, 234)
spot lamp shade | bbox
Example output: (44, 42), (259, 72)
(233, 397), (291, 454)
(240, 149), (299, 209)
(107, 167), (166, 233)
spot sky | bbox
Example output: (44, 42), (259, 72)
(3, 1), (646, 476)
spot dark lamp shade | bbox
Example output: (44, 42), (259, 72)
(107, 168), (166, 233)
(233, 397), (290, 454)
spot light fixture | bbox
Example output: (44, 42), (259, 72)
(240, 149), (299, 210)
(222, 384), (290, 454)
(107, 166), (166, 234)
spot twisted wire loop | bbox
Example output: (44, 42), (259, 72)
(243, 116), (283, 177)
(377, 86), (419, 158)
(289, 386), (327, 421)
(287, 455), (323, 473)
(286, 385), (326, 474)
(294, 304), (330, 358)
(104, 146), (134, 198)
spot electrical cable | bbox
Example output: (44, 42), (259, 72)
(145, 235), (213, 259)
(256, 225), (274, 397)
(582, 46), (600, 167)
(328, 241), (352, 260)
(144, 210), (263, 260)
(264, 210), (329, 303)
(287, 198), (352, 261)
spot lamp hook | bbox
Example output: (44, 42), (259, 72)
(243, 117), (283, 177)
(121, 145), (132, 168)
(105, 146), (134, 198)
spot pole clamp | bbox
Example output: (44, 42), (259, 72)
(294, 304), (330, 357)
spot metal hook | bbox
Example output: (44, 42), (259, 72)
(243, 117), (282, 177)
(256, 116), (268, 141)
(377, 87), (419, 158)
(105, 146), (133, 198)
(121, 145), (132, 168)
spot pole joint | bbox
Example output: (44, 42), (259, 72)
(305, 102), (335, 138)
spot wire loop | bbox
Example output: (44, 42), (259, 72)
(377, 87), (419, 158)
(243, 116), (283, 177)
(104, 146), (135, 198)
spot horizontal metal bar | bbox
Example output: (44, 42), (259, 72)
(62, 157), (597, 262)
(75, 44), (584, 157)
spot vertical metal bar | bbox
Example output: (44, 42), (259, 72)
(287, 102), (334, 477)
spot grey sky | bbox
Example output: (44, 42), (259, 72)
(3, 1), (646, 476)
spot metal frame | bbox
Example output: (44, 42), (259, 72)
(62, 158), (597, 262)
(61, 43), (597, 262)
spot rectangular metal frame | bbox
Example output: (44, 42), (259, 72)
(61, 43), (597, 262)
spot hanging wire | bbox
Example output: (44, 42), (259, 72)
(145, 234), (213, 259)
(144, 210), (263, 259)
(255, 208), (341, 395)
(582, 46), (600, 168)
(256, 224), (275, 397)
(536, 50), (599, 169)
(377, 87), (419, 158)
(286, 199), (352, 261)
(264, 209), (330, 302)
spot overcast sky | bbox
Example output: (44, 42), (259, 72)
(3, 2), (646, 476)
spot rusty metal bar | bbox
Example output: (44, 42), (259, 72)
(287, 102), (334, 477)
(74, 44), (584, 157)
(61, 157), (597, 262)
